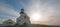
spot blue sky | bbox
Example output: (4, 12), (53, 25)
(0, 0), (60, 26)
(0, 0), (31, 24)
(2, 0), (29, 11)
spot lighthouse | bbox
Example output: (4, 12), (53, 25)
(17, 8), (30, 25)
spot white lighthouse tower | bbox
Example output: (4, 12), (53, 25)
(17, 8), (30, 25)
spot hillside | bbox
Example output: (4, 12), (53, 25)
(31, 24), (60, 27)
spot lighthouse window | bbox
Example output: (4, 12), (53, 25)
(8, 22), (13, 24)
(24, 16), (26, 19)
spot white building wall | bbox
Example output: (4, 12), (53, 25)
(17, 13), (30, 25)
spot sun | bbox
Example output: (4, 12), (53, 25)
(31, 13), (42, 21)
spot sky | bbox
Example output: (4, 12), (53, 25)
(0, 0), (60, 26)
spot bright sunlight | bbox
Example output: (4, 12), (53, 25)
(31, 13), (42, 21)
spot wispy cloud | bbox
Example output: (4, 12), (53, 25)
(0, 0), (60, 26)
(20, 0), (60, 25)
(0, 1), (20, 24)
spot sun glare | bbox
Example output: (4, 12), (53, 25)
(31, 13), (42, 21)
